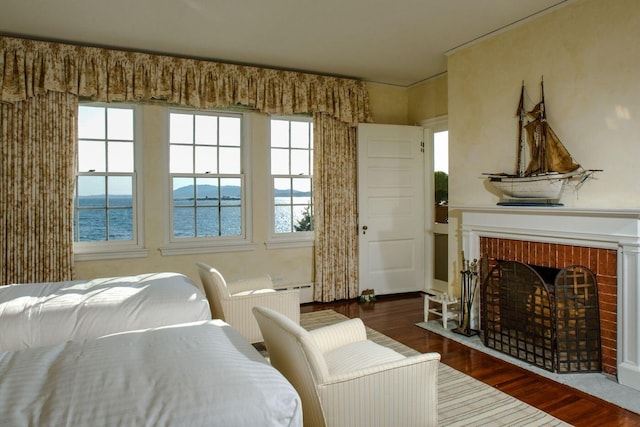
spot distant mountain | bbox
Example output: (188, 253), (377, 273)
(78, 184), (311, 200)
(173, 185), (241, 199)
(173, 184), (310, 199)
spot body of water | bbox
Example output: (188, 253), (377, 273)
(75, 196), (311, 241)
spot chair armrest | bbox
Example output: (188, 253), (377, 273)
(227, 275), (274, 294)
(223, 289), (301, 343)
(309, 318), (367, 354)
(317, 352), (440, 427)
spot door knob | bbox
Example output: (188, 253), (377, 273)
(362, 225), (368, 235)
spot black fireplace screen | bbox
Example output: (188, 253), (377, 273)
(482, 260), (601, 373)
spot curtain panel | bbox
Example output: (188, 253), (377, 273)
(0, 91), (77, 284)
(313, 113), (359, 301)
(0, 35), (369, 300)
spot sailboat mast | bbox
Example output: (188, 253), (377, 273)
(538, 78), (547, 173)
(516, 81), (526, 177)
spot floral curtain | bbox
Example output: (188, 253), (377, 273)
(313, 113), (359, 301)
(0, 37), (370, 125)
(0, 91), (77, 284)
(0, 36), (370, 298)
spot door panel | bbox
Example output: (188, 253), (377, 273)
(358, 123), (424, 295)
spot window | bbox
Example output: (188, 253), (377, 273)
(269, 116), (313, 246)
(74, 103), (146, 259)
(167, 110), (250, 251)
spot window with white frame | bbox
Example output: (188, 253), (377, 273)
(169, 110), (245, 241)
(270, 117), (313, 240)
(74, 104), (140, 250)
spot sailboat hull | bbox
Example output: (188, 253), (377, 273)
(488, 171), (579, 200)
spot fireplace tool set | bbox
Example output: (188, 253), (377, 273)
(453, 255), (479, 337)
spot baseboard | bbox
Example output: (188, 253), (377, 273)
(275, 282), (313, 303)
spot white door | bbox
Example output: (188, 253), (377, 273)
(358, 123), (424, 295)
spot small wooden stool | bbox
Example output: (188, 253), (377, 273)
(424, 294), (459, 329)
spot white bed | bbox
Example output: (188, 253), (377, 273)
(0, 272), (211, 352)
(0, 320), (302, 426)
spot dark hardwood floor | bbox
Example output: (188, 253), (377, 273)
(301, 292), (640, 427)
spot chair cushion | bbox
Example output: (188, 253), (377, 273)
(323, 340), (406, 376)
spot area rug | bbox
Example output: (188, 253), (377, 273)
(300, 310), (570, 427)
(416, 319), (640, 415)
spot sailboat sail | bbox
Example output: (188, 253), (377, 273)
(523, 89), (580, 175)
(486, 79), (597, 202)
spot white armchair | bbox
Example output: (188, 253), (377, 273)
(253, 306), (440, 427)
(195, 262), (300, 343)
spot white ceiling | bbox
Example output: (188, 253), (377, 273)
(0, 0), (571, 87)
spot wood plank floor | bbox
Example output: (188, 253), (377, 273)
(301, 292), (640, 427)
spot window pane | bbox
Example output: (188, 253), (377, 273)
(274, 205), (292, 233)
(196, 207), (218, 236)
(78, 106), (105, 139)
(77, 210), (106, 241)
(291, 121), (310, 148)
(108, 208), (133, 240)
(219, 117), (241, 146)
(107, 108), (133, 140)
(195, 146), (217, 174)
(292, 178), (312, 204)
(107, 176), (132, 206)
(219, 147), (240, 174)
(220, 206), (241, 235)
(170, 145), (194, 173)
(274, 178), (291, 201)
(290, 149), (310, 175)
(170, 113), (194, 143)
(271, 148), (290, 175)
(77, 176), (106, 205)
(173, 177), (195, 206)
(108, 141), (134, 172)
(173, 207), (195, 237)
(196, 177), (218, 206)
(271, 120), (289, 148)
(221, 177), (241, 199)
(195, 115), (217, 145)
(78, 140), (106, 172)
(293, 205), (312, 232)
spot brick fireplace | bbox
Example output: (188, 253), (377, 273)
(480, 237), (617, 374)
(459, 206), (640, 391)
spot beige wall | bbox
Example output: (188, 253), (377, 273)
(75, 106), (314, 288)
(448, 0), (639, 209)
(366, 82), (409, 125)
(408, 74), (448, 124)
(445, 0), (640, 293)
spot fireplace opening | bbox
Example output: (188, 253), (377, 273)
(482, 260), (601, 373)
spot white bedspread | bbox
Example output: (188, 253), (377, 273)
(0, 320), (302, 427)
(0, 272), (211, 352)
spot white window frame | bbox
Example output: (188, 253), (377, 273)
(73, 102), (148, 261)
(266, 115), (314, 250)
(161, 108), (254, 256)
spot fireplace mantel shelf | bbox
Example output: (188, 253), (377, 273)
(450, 204), (640, 219)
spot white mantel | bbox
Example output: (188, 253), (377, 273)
(455, 205), (640, 391)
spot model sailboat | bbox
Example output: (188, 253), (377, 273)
(486, 79), (598, 204)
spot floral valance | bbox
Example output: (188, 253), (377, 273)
(0, 36), (370, 126)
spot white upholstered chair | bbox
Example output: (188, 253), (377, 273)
(253, 306), (440, 427)
(195, 262), (300, 343)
